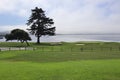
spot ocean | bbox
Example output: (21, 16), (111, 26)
(0, 34), (120, 42)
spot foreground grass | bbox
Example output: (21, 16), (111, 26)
(0, 42), (120, 80)
(0, 60), (120, 80)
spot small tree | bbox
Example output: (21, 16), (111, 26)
(5, 29), (31, 46)
(27, 7), (55, 44)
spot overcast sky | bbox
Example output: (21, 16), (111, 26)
(0, 0), (120, 34)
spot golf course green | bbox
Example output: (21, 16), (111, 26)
(0, 42), (120, 80)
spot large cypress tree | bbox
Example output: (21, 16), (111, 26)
(27, 7), (55, 44)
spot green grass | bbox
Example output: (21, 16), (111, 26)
(0, 42), (29, 47)
(0, 60), (120, 80)
(0, 42), (120, 80)
(1, 50), (120, 62)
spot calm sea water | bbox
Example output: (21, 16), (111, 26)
(0, 34), (120, 42)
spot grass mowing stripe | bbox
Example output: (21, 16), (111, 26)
(1, 50), (120, 62)
(0, 59), (120, 80)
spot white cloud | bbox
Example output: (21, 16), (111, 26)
(0, 0), (49, 16)
(48, 0), (120, 33)
(0, 25), (28, 32)
(17, 9), (29, 17)
(0, 0), (120, 33)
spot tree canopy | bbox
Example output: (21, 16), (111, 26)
(27, 7), (55, 44)
(5, 29), (31, 46)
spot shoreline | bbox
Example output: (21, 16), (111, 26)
(0, 34), (120, 42)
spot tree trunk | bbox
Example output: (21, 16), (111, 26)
(26, 41), (30, 46)
(37, 36), (40, 44)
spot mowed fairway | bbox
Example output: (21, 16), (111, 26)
(0, 42), (120, 80)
